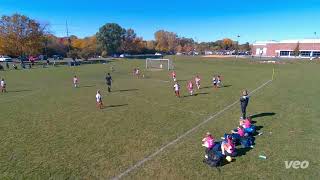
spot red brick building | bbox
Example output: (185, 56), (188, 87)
(252, 39), (320, 58)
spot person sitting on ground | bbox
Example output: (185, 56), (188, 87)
(202, 132), (215, 152)
(240, 117), (251, 129)
(221, 135), (236, 157)
(231, 126), (245, 138)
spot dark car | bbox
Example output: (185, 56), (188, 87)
(18, 56), (29, 62)
(38, 55), (48, 60)
(53, 55), (64, 60)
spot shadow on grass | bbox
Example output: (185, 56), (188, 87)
(201, 86), (211, 89)
(222, 85), (232, 88)
(105, 104), (128, 108)
(236, 147), (253, 157)
(114, 89), (139, 92)
(250, 112), (276, 119)
(80, 85), (96, 88)
(182, 92), (209, 98)
(201, 85), (232, 89)
(9, 89), (32, 93)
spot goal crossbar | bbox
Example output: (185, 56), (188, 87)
(145, 58), (173, 71)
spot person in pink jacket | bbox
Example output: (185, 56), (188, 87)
(202, 132), (215, 153)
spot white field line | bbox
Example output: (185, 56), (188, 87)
(112, 79), (272, 180)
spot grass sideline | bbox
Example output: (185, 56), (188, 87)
(0, 56), (319, 179)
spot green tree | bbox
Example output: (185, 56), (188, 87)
(120, 28), (144, 54)
(0, 13), (48, 56)
(96, 23), (125, 55)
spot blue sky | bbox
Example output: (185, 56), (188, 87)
(1, 0), (320, 43)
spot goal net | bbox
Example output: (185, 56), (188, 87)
(145, 58), (173, 71)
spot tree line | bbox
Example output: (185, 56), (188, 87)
(0, 14), (251, 59)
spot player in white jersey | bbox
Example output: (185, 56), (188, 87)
(195, 75), (201, 89)
(173, 81), (180, 97)
(96, 90), (103, 109)
(1, 78), (6, 93)
(73, 76), (79, 88)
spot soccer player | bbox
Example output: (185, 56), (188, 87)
(171, 71), (177, 82)
(173, 81), (180, 97)
(1, 78), (6, 93)
(96, 90), (103, 109)
(133, 68), (137, 76)
(217, 75), (223, 88)
(195, 75), (201, 89)
(212, 75), (218, 88)
(105, 73), (112, 92)
(135, 68), (140, 78)
(73, 75), (79, 88)
(240, 90), (249, 119)
(187, 80), (194, 96)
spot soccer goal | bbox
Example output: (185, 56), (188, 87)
(145, 58), (173, 71)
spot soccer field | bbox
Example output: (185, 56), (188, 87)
(0, 57), (319, 179)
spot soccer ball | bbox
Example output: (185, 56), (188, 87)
(226, 156), (232, 162)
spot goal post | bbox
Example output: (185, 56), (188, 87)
(145, 58), (173, 71)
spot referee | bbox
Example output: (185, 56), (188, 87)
(240, 90), (249, 119)
(105, 73), (112, 92)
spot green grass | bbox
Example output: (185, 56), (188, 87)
(0, 57), (319, 179)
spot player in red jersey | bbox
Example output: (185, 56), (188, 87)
(187, 80), (194, 96)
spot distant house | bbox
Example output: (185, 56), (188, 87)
(252, 39), (320, 58)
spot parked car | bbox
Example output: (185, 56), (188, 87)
(0, 55), (12, 62)
(52, 55), (64, 60)
(29, 56), (40, 61)
(155, 52), (162, 56)
(18, 56), (28, 62)
(38, 55), (48, 60)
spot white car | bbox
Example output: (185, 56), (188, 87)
(155, 52), (162, 56)
(0, 55), (12, 62)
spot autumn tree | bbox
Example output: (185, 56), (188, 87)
(0, 14), (48, 56)
(45, 34), (68, 57)
(154, 30), (178, 53)
(96, 23), (125, 55)
(222, 38), (234, 50)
